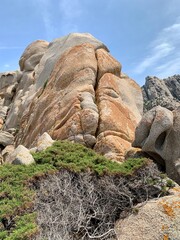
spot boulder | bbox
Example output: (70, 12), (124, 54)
(0, 131), (14, 146)
(133, 106), (180, 184)
(19, 40), (49, 71)
(115, 185), (180, 240)
(142, 75), (180, 112)
(94, 73), (143, 161)
(34, 33), (108, 90)
(96, 48), (121, 81)
(37, 132), (54, 151)
(2, 145), (15, 163)
(0, 71), (21, 110)
(10, 145), (35, 165)
(0, 71), (19, 93)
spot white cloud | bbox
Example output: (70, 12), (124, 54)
(134, 16), (180, 77)
(155, 57), (180, 78)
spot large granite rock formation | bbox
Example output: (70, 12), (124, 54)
(0, 33), (143, 161)
(133, 106), (180, 184)
(142, 75), (180, 112)
(115, 185), (180, 240)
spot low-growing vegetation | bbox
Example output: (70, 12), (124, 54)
(0, 141), (173, 239)
(33, 141), (147, 175)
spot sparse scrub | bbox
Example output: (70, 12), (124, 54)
(0, 141), (173, 239)
(34, 164), (168, 240)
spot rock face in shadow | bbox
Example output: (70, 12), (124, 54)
(0, 33), (143, 162)
(142, 75), (180, 112)
(133, 106), (180, 184)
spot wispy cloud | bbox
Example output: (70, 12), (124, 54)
(34, 0), (57, 40)
(4, 64), (10, 68)
(134, 16), (180, 77)
(59, 0), (82, 34)
(32, 0), (82, 40)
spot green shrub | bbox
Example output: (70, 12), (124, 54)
(0, 140), (166, 239)
(33, 140), (147, 175)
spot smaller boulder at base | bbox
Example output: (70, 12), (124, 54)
(133, 106), (180, 184)
(10, 145), (35, 165)
(36, 132), (54, 152)
(2, 145), (15, 163)
(115, 185), (180, 240)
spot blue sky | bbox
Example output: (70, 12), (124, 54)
(0, 0), (180, 86)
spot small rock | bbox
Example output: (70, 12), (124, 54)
(29, 147), (37, 153)
(37, 132), (54, 152)
(2, 145), (15, 163)
(84, 134), (96, 147)
(125, 147), (146, 159)
(7, 128), (17, 136)
(10, 145), (35, 165)
(0, 131), (14, 146)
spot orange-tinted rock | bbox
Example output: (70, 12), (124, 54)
(16, 43), (99, 148)
(0, 118), (3, 129)
(96, 48), (121, 81)
(115, 186), (180, 240)
(2, 34), (143, 161)
(94, 73), (140, 161)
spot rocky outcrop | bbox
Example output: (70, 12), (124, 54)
(115, 185), (180, 240)
(0, 33), (143, 161)
(133, 106), (180, 184)
(8, 145), (35, 165)
(19, 40), (49, 72)
(4, 40), (49, 131)
(142, 75), (180, 112)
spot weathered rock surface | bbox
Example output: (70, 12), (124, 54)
(9, 145), (35, 165)
(115, 185), (180, 240)
(0, 33), (143, 161)
(94, 73), (142, 160)
(0, 131), (14, 146)
(36, 132), (54, 152)
(2, 145), (15, 163)
(19, 40), (49, 71)
(4, 41), (49, 131)
(142, 75), (180, 112)
(0, 71), (21, 120)
(133, 106), (180, 184)
(34, 33), (109, 90)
